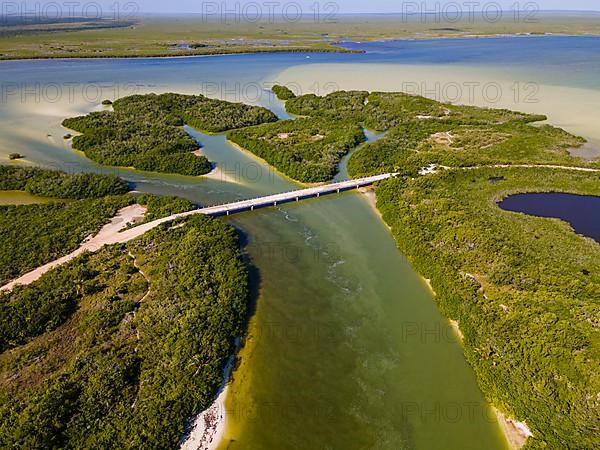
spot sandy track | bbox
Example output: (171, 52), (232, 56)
(1, 204), (147, 292)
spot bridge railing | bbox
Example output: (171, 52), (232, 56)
(201, 174), (394, 210)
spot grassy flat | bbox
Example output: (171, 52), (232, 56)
(1, 13), (599, 60)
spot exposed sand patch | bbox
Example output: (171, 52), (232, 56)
(202, 164), (241, 184)
(1, 204), (147, 292)
(450, 320), (464, 342)
(277, 132), (290, 139)
(180, 354), (235, 450)
(180, 387), (228, 450)
(419, 164), (439, 175)
(494, 408), (533, 450)
(193, 149), (240, 184)
(431, 131), (454, 145)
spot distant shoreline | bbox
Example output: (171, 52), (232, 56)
(1, 33), (598, 63)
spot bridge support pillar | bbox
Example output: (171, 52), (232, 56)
(274, 201), (277, 206)
(226, 210), (230, 216)
(317, 192), (320, 198)
(251, 205), (254, 211)
(337, 188), (340, 193)
(296, 197), (299, 202)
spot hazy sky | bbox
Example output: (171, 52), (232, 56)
(8, 1), (600, 15)
(128, 1), (597, 14)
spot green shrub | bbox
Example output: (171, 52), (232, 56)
(0, 165), (129, 199)
(272, 84), (296, 100)
(0, 215), (249, 449)
(63, 93), (277, 176)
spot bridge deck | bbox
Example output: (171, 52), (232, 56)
(108, 173), (396, 245)
(0, 173), (396, 291)
(199, 173), (395, 217)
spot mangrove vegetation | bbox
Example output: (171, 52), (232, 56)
(63, 93), (277, 176)
(375, 167), (600, 449)
(0, 214), (249, 448)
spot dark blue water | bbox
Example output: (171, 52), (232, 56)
(499, 193), (600, 243)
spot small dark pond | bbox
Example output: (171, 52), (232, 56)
(499, 193), (600, 244)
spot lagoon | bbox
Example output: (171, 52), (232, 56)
(2, 36), (599, 449)
(499, 193), (600, 244)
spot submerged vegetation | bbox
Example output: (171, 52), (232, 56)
(0, 215), (249, 448)
(63, 93), (277, 176)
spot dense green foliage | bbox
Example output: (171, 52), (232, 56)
(228, 89), (587, 183)
(375, 167), (600, 449)
(0, 261), (89, 352)
(272, 84), (296, 100)
(135, 193), (196, 222)
(0, 165), (201, 287)
(284, 90), (589, 178)
(0, 166), (135, 285)
(228, 118), (366, 182)
(0, 165), (129, 199)
(0, 195), (132, 285)
(0, 215), (249, 448)
(63, 93), (277, 176)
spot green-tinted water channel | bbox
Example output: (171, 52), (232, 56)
(0, 190), (62, 205)
(162, 130), (507, 449)
(10, 46), (592, 448)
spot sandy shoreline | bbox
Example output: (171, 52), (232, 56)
(359, 186), (531, 449)
(494, 408), (533, 450)
(180, 353), (236, 450)
(202, 164), (240, 184)
(191, 149), (239, 185)
(180, 387), (228, 450)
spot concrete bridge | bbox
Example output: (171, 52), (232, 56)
(1, 173), (396, 291)
(199, 173), (396, 217)
(102, 173), (397, 246)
